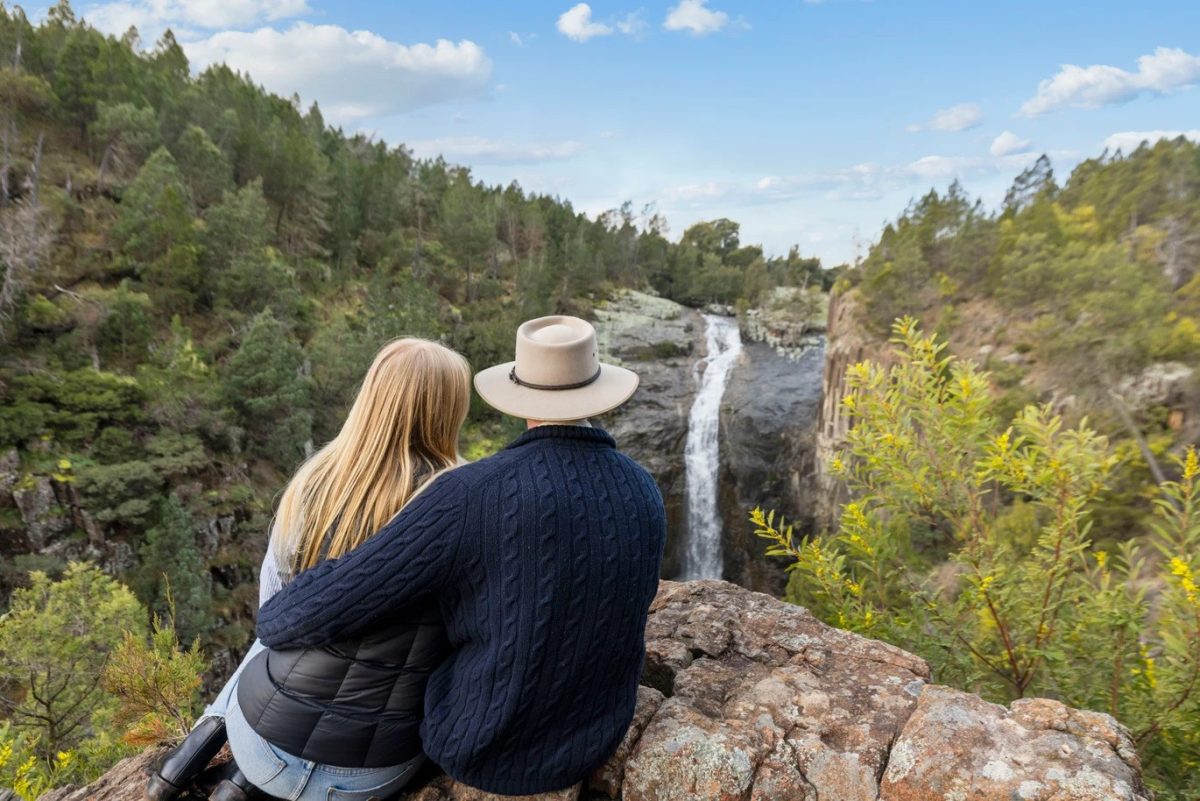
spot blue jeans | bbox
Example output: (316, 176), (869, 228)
(202, 640), (423, 801)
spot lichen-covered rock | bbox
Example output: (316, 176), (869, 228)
(12, 475), (73, 551)
(741, 287), (828, 357)
(594, 290), (705, 578)
(879, 685), (1150, 801)
(627, 580), (929, 801)
(38, 581), (1149, 801)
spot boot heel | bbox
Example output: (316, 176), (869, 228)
(209, 769), (258, 801)
(146, 773), (183, 801)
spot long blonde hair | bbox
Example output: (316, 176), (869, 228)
(272, 338), (471, 573)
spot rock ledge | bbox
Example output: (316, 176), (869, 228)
(37, 581), (1149, 801)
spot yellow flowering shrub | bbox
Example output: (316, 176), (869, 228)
(755, 318), (1200, 798)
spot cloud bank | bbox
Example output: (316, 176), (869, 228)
(1021, 47), (1200, 116)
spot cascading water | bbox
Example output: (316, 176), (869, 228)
(681, 314), (743, 580)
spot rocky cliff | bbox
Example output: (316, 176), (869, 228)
(719, 287), (828, 593)
(594, 290), (707, 579)
(719, 342), (824, 594)
(37, 581), (1149, 801)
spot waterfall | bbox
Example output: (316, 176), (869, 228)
(681, 314), (743, 580)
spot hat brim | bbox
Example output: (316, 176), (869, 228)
(474, 362), (639, 422)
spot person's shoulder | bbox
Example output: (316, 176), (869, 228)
(441, 449), (518, 487)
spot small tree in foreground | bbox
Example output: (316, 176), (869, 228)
(0, 563), (144, 756)
(102, 608), (207, 747)
(755, 317), (1200, 798)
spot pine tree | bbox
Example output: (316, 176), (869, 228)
(172, 124), (230, 208)
(112, 146), (201, 309)
(222, 310), (313, 470)
(138, 494), (212, 645)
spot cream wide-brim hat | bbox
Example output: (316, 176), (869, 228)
(474, 315), (639, 422)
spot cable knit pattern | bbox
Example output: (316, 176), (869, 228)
(256, 426), (666, 795)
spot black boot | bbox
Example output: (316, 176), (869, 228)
(209, 769), (262, 801)
(147, 717), (228, 801)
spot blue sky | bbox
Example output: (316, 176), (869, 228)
(68, 0), (1200, 264)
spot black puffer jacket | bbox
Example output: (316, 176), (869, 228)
(236, 601), (448, 767)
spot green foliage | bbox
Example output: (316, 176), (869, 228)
(851, 140), (1200, 394)
(91, 101), (160, 182)
(137, 495), (212, 644)
(96, 281), (154, 365)
(756, 319), (1200, 796)
(112, 147), (202, 309)
(0, 563), (145, 757)
(171, 124), (231, 209)
(101, 611), (207, 747)
(0, 368), (144, 448)
(222, 310), (313, 470)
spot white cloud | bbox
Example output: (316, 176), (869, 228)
(664, 0), (729, 35)
(83, 0), (310, 35)
(617, 11), (648, 37)
(1102, 129), (1200, 153)
(184, 24), (491, 122)
(408, 136), (585, 165)
(1020, 47), (1200, 116)
(557, 3), (612, 42)
(509, 31), (525, 46)
(990, 130), (1033, 157)
(906, 102), (983, 133)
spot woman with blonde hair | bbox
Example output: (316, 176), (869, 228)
(148, 337), (472, 801)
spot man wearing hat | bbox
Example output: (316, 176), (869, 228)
(256, 316), (667, 796)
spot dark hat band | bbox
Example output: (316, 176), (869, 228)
(508, 365), (602, 391)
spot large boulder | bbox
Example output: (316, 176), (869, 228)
(39, 581), (1149, 801)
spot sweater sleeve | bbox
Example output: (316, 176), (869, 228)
(255, 472), (467, 648)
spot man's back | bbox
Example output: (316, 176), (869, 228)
(257, 425), (665, 795)
(422, 425), (665, 793)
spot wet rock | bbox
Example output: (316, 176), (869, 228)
(720, 341), (825, 593)
(41, 582), (1147, 801)
(595, 290), (705, 578)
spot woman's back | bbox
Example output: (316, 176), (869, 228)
(235, 604), (449, 766)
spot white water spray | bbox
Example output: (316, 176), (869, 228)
(681, 314), (743, 580)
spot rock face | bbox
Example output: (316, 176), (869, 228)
(719, 341), (825, 594)
(813, 290), (893, 530)
(595, 290), (706, 578)
(38, 581), (1148, 801)
(716, 286), (828, 593)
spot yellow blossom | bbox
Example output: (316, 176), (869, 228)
(1184, 447), (1198, 481)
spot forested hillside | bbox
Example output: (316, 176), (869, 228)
(0, 7), (822, 626)
(844, 141), (1200, 543)
(0, 5), (827, 789)
(762, 139), (1200, 797)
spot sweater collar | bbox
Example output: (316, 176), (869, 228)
(505, 425), (617, 451)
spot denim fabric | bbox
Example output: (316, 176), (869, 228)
(202, 640), (422, 801)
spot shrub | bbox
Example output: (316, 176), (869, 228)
(755, 318), (1200, 797)
(102, 611), (207, 747)
(0, 563), (144, 757)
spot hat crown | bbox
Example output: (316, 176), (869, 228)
(514, 316), (599, 388)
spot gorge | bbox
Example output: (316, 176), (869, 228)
(598, 289), (828, 593)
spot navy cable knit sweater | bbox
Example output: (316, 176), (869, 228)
(256, 425), (666, 795)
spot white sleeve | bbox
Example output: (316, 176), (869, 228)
(257, 522), (291, 608)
